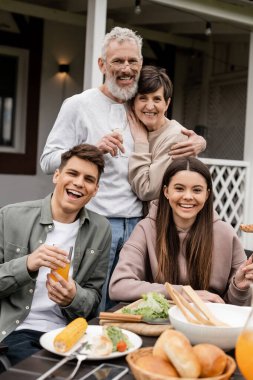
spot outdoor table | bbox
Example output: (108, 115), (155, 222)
(0, 303), (246, 380)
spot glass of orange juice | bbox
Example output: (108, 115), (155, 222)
(50, 246), (73, 281)
(235, 284), (253, 380)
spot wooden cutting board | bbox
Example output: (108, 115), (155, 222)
(99, 299), (173, 336)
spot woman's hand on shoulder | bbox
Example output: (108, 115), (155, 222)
(127, 110), (148, 143)
(234, 255), (253, 290)
(170, 129), (206, 158)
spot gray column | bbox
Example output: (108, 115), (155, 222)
(243, 32), (253, 249)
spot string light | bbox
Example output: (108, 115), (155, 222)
(205, 22), (212, 36)
(134, 0), (142, 15)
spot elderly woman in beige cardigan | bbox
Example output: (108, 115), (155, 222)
(128, 65), (206, 202)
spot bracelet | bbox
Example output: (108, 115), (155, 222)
(232, 276), (240, 289)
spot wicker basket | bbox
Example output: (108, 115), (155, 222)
(126, 347), (236, 380)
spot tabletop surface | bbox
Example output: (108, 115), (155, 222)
(0, 304), (246, 380)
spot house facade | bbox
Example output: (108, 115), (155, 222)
(0, 0), (253, 247)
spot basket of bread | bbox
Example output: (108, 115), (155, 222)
(126, 330), (236, 380)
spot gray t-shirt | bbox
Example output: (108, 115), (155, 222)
(40, 88), (142, 218)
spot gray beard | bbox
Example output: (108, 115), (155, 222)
(106, 76), (138, 101)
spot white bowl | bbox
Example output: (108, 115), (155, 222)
(169, 303), (251, 351)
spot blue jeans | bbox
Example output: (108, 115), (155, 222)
(2, 329), (44, 366)
(98, 217), (141, 312)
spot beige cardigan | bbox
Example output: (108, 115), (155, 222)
(128, 119), (187, 201)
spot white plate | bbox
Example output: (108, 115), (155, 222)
(40, 325), (142, 360)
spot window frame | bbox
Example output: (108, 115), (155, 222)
(0, 45), (29, 153)
(0, 17), (43, 174)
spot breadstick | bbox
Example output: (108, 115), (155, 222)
(240, 224), (253, 233)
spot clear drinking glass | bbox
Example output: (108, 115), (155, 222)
(109, 104), (128, 158)
(235, 284), (253, 380)
(50, 246), (73, 281)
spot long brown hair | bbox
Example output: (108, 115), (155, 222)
(155, 157), (213, 290)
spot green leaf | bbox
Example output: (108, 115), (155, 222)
(121, 292), (169, 320)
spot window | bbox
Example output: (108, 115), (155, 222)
(0, 46), (28, 153)
(0, 16), (43, 174)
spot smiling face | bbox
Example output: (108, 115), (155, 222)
(133, 86), (170, 131)
(163, 170), (209, 229)
(51, 156), (99, 223)
(99, 40), (142, 102)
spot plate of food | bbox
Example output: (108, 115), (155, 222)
(40, 324), (142, 360)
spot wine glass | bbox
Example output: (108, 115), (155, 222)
(235, 284), (253, 380)
(109, 104), (128, 158)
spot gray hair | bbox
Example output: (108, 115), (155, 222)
(101, 27), (143, 61)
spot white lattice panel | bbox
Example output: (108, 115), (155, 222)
(201, 158), (250, 245)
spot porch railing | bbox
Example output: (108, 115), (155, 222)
(200, 158), (250, 247)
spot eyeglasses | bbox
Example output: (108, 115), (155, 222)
(108, 60), (140, 70)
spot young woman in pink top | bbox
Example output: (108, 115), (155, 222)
(109, 157), (253, 305)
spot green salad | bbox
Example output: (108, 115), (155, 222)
(121, 292), (169, 320)
(103, 326), (132, 352)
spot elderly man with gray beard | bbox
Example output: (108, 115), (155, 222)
(40, 27), (205, 311)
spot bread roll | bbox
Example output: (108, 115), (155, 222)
(136, 354), (179, 377)
(193, 343), (227, 377)
(153, 329), (173, 361)
(162, 330), (201, 378)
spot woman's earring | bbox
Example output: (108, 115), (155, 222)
(164, 185), (169, 199)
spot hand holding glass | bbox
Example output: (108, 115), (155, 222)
(50, 246), (73, 281)
(109, 105), (128, 158)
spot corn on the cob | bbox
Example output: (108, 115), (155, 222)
(54, 317), (88, 353)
